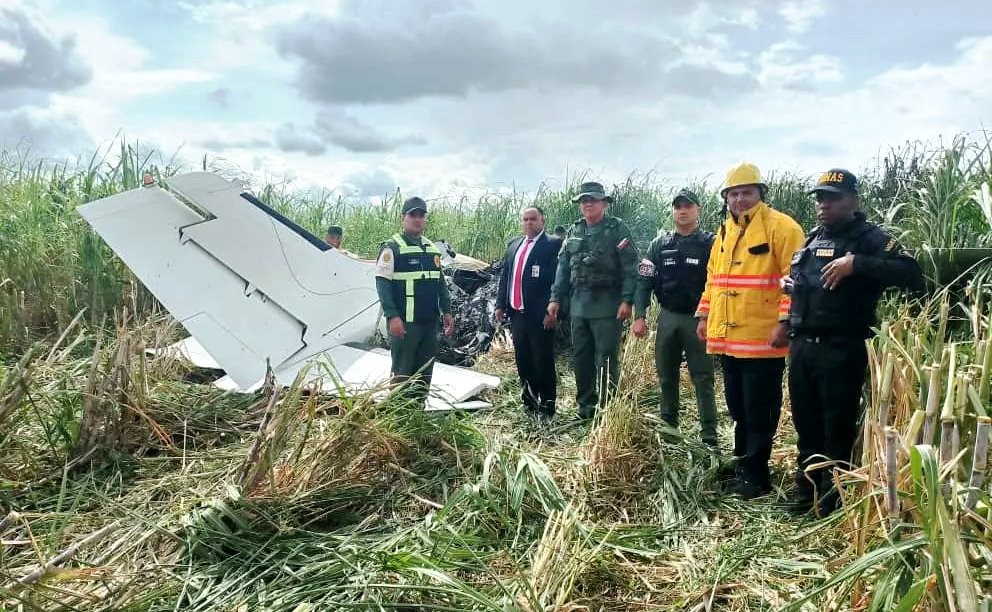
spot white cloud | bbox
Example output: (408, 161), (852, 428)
(276, 110), (427, 155)
(0, 39), (25, 63)
(177, 0), (344, 31)
(0, 2), (90, 91)
(0, 106), (91, 158)
(757, 42), (843, 90)
(38, 13), (218, 154)
(778, 0), (827, 34)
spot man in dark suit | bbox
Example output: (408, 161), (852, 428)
(495, 206), (561, 422)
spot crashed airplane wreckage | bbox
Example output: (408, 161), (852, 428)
(77, 172), (499, 411)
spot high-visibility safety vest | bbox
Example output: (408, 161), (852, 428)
(387, 233), (443, 323)
(695, 201), (804, 358)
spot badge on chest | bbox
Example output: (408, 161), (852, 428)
(814, 248), (835, 258)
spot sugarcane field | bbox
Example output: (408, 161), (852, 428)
(3, 2), (992, 611)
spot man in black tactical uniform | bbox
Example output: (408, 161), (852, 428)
(375, 197), (455, 406)
(632, 189), (718, 448)
(783, 169), (923, 515)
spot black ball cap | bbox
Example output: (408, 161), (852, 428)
(672, 188), (700, 206)
(810, 168), (858, 195)
(402, 197), (428, 214)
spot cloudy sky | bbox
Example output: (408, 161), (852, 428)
(2, 0), (990, 199)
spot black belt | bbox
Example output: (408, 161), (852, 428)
(791, 331), (864, 344)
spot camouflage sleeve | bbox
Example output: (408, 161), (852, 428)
(550, 234), (571, 304)
(853, 228), (925, 293)
(617, 223), (639, 304)
(634, 238), (659, 319)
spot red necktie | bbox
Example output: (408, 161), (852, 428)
(511, 238), (534, 310)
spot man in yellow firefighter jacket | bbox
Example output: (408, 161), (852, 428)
(695, 162), (805, 499)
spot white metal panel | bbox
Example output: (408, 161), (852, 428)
(190, 337), (499, 403)
(77, 186), (304, 388)
(167, 173), (381, 358)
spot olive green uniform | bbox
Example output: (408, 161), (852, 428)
(375, 231), (451, 405)
(550, 216), (639, 418)
(634, 229), (718, 445)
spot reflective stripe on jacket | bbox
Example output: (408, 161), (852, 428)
(389, 233), (443, 323)
(695, 201), (804, 358)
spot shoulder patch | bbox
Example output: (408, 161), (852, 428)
(375, 246), (395, 279)
(617, 237), (631, 250)
(638, 258), (655, 277)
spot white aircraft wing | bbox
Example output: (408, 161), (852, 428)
(79, 172), (499, 406)
(77, 172), (379, 388)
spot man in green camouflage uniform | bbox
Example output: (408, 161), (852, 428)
(375, 197), (455, 406)
(632, 189), (718, 447)
(547, 182), (639, 419)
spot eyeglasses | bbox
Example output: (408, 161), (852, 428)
(578, 195), (602, 204)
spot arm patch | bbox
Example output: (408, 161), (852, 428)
(638, 258), (656, 277)
(375, 246), (394, 279)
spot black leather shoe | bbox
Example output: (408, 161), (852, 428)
(731, 479), (771, 500)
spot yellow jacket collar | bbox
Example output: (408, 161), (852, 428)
(728, 200), (768, 227)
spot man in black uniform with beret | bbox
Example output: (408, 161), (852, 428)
(783, 169), (923, 515)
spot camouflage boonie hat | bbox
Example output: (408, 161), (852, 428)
(672, 188), (700, 206)
(572, 181), (614, 203)
(402, 197), (428, 214)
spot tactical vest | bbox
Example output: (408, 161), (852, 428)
(564, 217), (624, 290)
(789, 222), (879, 335)
(388, 233), (443, 323)
(653, 230), (714, 314)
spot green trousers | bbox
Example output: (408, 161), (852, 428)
(654, 308), (718, 445)
(390, 321), (439, 406)
(571, 316), (623, 417)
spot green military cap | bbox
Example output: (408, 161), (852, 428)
(672, 188), (700, 206)
(572, 181), (614, 203)
(326, 225), (343, 236)
(402, 196), (428, 214)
